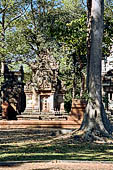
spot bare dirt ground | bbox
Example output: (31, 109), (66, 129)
(0, 161), (113, 170)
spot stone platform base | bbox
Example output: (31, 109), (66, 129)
(0, 120), (80, 129)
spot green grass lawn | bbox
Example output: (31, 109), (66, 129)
(0, 128), (113, 162)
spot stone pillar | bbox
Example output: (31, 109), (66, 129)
(37, 94), (40, 112)
(32, 87), (39, 113)
(23, 90), (33, 114)
(60, 103), (65, 112)
(49, 93), (54, 112)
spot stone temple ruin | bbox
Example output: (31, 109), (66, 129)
(24, 53), (65, 115)
(0, 63), (25, 120)
(0, 54), (67, 120)
(102, 52), (113, 122)
(0, 49), (113, 124)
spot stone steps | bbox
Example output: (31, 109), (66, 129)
(17, 112), (69, 121)
(0, 112), (69, 121)
(0, 120), (80, 129)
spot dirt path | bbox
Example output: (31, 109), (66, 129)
(0, 161), (113, 170)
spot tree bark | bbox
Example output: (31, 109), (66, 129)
(86, 0), (92, 90)
(80, 0), (113, 139)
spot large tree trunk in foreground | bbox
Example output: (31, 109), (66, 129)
(80, 0), (113, 139)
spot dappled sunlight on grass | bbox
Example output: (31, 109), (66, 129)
(0, 129), (113, 162)
(1, 142), (113, 161)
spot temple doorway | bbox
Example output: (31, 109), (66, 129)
(40, 95), (50, 112)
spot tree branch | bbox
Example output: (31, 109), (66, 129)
(30, 0), (37, 32)
(81, 0), (87, 8)
(0, 5), (8, 14)
(104, 4), (113, 12)
(5, 5), (30, 30)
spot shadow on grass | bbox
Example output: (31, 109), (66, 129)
(0, 128), (113, 162)
(0, 141), (113, 162)
(0, 128), (56, 144)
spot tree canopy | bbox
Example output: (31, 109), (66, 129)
(0, 0), (113, 114)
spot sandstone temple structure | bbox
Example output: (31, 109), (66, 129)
(24, 53), (65, 116)
(0, 63), (25, 119)
(0, 53), (66, 120)
(102, 49), (113, 112)
(0, 47), (113, 122)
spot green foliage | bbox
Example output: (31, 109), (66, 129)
(64, 91), (72, 113)
(103, 7), (113, 60)
(56, 12), (87, 110)
(0, 0), (112, 112)
(0, 0), (30, 61)
(0, 0), (87, 112)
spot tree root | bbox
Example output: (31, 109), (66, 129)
(72, 128), (113, 143)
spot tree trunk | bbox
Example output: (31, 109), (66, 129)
(80, 0), (113, 139)
(86, 0), (92, 90)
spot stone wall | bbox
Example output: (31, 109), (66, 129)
(0, 63), (25, 119)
